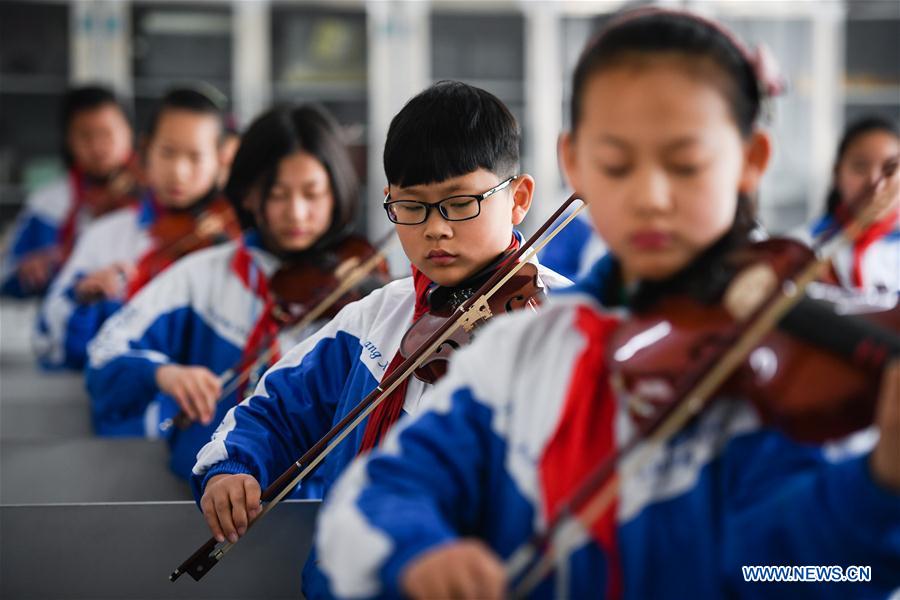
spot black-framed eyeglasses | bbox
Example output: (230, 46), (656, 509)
(383, 175), (518, 225)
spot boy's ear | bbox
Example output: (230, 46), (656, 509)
(383, 185), (390, 199)
(559, 131), (580, 192)
(510, 174), (535, 226)
(739, 130), (772, 196)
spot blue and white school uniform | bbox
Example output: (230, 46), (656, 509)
(1, 167), (140, 297)
(86, 233), (317, 480)
(34, 196), (158, 369)
(191, 250), (570, 597)
(794, 212), (900, 293)
(2, 177), (76, 297)
(538, 206), (607, 282)
(317, 257), (900, 599)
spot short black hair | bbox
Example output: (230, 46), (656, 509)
(571, 10), (761, 137)
(224, 104), (359, 248)
(144, 86), (225, 141)
(60, 84), (132, 165)
(383, 80), (520, 188)
(825, 115), (900, 215)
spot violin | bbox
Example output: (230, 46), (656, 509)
(161, 232), (395, 433)
(83, 156), (145, 218)
(266, 234), (391, 326)
(126, 197), (242, 298)
(507, 238), (899, 597)
(400, 260), (546, 383)
(609, 237), (899, 444)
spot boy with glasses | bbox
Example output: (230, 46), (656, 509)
(191, 81), (570, 598)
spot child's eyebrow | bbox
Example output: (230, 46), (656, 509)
(395, 182), (466, 198)
(662, 137), (702, 153)
(272, 177), (326, 190)
(591, 135), (629, 149)
(591, 136), (703, 153)
(440, 183), (467, 195)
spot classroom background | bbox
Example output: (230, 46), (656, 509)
(0, 1), (897, 596)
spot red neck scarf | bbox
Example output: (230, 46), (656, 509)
(835, 203), (899, 287)
(852, 210), (898, 288)
(539, 307), (623, 599)
(126, 191), (231, 299)
(358, 234), (521, 453)
(60, 159), (139, 259)
(58, 168), (93, 259)
(125, 195), (168, 299)
(231, 240), (282, 399)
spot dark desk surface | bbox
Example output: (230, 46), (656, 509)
(0, 359), (93, 439)
(1, 438), (193, 503)
(1, 500), (320, 599)
(1, 304), (318, 598)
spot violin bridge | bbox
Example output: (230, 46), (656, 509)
(459, 296), (492, 332)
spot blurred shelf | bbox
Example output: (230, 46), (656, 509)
(845, 0), (900, 20)
(273, 79), (366, 102)
(430, 1), (525, 13)
(0, 74), (70, 95)
(271, 0), (365, 11)
(132, 77), (232, 98)
(845, 83), (900, 106)
(136, 8), (231, 36)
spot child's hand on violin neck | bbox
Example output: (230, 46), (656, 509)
(154, 364), (221, 425)
(871, 360), (900, 493)
(74, 262), (135, 301)
(401, 539), (506, 600)
(200, 474), (262, 544)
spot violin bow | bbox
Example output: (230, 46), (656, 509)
(160, 229), (398, 433)
(505, 178), (893, 597)
(169, 194), (586, 583)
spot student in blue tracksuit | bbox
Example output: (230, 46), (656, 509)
(35, 88), (227, 370)
(1, 85), (137, 297)
(317, 10), (900, 599)
(85, 104), (369, 482)
(190, 82), (571, 597)
(794, 116), (900, 292)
